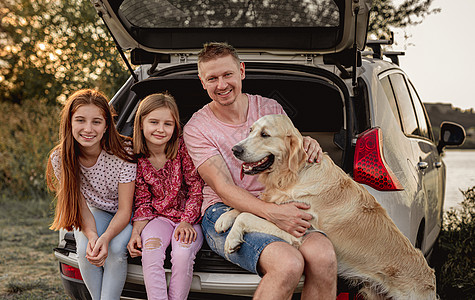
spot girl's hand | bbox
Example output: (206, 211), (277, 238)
(85, 234), (99, 258)
(127, 230), (143, 258)
(174, 222), (196, 244)
(86, 235), (110, 267)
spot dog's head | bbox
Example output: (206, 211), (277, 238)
(233, 114), (307, 181)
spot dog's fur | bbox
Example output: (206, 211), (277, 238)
(215, 114), (436, 300)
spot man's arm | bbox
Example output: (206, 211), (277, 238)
(198, 155), (313, 237)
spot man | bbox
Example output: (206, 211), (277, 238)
(183, 42), (337, 299)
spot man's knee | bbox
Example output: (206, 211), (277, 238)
(301, 233), (337, 274)
(259, 242), (305, 279)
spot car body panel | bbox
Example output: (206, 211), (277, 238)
(362, 62), (447, 253)
(359, 64), (421, 243)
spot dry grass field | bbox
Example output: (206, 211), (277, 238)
(0, 189), (472, 300)
(0, 198), (68, 299)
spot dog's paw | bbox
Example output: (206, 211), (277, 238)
(224, 226), (245, 254)
(215, 210), (239, 233)
(224, 236), (243, 254)
(215, 214), (234, 233)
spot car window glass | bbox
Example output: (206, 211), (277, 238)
(408, 82), (431, 140)
(380, 76), (402, 130)
(389, 73), (419, 136)
(119, 0), (340, 28)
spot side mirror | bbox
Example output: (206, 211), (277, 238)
(437, 121), (466, 153)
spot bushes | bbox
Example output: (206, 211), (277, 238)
(436, 186), (475, 299)
(0, 100), (61, 200)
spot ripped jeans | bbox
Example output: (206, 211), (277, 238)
(141, 216), (203, 300)
(74, 206), (132, 300)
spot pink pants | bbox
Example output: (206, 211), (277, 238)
(141, 217), (203, 300)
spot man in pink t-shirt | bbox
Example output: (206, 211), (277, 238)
(183, 42), (337, 299)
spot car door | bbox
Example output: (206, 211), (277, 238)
(389, 73), (440, 251)
(407, 80), (443, 248)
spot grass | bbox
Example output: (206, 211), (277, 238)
(434, 186), (475, 300)
(0, 197), (69, 300)
(0, 187), (473, 300)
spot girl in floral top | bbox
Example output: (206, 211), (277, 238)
(127, 93), (204, 300)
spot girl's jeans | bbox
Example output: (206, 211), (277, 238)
(141, 216), (203, 300)
(74, 207), (132, 300)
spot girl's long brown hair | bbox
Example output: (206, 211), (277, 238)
(133, 93), (181, 160)
(46, 89), (134, 231)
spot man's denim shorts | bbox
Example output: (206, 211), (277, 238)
(201, 202), (285, 275)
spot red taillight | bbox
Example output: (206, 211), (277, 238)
(61, 263), (83, 280)
(336, 292), (365, 300)
(336, 293), (350, 300)
(353, 128), (403, 191)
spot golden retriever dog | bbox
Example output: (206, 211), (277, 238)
(215, 114), (436, 300)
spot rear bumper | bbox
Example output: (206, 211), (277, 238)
(54, 250), (303, 297)
(59, 270), (91, 300)
(59, 269), (147, 300)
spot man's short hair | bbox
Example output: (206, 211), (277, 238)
(198, 42), (240, 74)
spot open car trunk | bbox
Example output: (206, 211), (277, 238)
(116, 62), (349, 170)
(111, 62), (351, 275)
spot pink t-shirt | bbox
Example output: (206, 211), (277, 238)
(183, 94), (285, 215)
(51, 149), (137, 213)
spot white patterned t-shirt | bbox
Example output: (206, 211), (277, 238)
(51, 149), (137, 213)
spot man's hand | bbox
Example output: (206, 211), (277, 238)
(266, 202), (313, 238)
(303, 136), (323, 163)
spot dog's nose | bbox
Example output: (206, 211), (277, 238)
(232, 145), (244, 158)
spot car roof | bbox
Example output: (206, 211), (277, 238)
(93, 0), (372, 55)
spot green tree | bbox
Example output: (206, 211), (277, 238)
(0, 0), (440, 105)
(369, 0), (440, 39)
(0, 0), (129, 105)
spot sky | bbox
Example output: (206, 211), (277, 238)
(391, 0), (475, 111)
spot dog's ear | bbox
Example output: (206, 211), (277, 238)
(287, 131), (306, 175)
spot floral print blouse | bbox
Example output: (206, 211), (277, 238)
(133, 137), (204, 224)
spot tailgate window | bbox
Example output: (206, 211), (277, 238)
(119, 0), (339, 28)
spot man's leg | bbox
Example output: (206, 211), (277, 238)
(202, 203), (286, 273)
(254, 241), (305, 300)
(299, 232), (337, 300)
(202, 203), (314, 299)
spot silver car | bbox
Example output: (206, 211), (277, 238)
(54, 0), (465, 299)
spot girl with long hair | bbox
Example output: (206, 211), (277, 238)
(46, 89), (136, 300)
(127, 93), (203, 300)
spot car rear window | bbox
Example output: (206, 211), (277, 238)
(119, 0), (340, 28)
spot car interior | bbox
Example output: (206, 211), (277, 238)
(117, 63), (347, 167)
